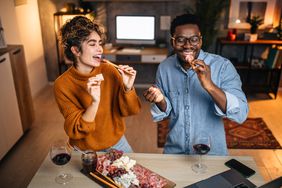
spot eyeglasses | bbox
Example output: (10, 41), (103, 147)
(171, 35), (202, 46)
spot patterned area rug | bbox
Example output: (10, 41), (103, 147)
(224, 118), (282, 149)
(157, 118), (282, 149)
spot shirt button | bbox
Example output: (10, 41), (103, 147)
(186, 89), (188, 93)
(185, 105), (189, 109)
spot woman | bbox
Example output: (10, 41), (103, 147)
(54, 16), (141, 153)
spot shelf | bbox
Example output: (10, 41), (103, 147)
(217, 38), (282, 45)
(216, 37), (282, 98)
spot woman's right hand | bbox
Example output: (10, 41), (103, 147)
(82, 75), (103, 122)
(87, 76), (102, 103)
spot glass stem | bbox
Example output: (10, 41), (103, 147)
(59, 166), (65, 177)
(198, 155), (202, 168)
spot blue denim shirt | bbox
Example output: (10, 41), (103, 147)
(151, 50), (249, 155)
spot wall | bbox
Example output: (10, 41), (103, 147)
(102, 1), (185, 45)
(0, 0), (48, 98)
(38, 0), (282, 88)
(37, 0), (78, 81)
(37, 0), (194, 81)
(0, 0), (21, 44)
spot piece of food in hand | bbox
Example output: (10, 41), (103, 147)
(185, 55), (199, 69)
(102, 59), (134, 76)
(185, 54), (194, 63)
(95, 73), (104, 81)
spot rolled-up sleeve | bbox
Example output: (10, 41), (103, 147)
(215, 60), (249, 123)
(151, 96), (172, 122)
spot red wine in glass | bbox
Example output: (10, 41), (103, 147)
(191, 132), (211, 174)
(49, 140), (73, 184)
(193, 144), (210, 155)
(52, 153), (71, 166)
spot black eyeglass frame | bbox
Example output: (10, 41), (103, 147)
(171, 35), (202, 46)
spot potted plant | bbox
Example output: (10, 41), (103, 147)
(245, 16), (263, 41)
(247, 15), (263, 34)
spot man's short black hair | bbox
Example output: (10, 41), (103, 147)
(170, 13), (201, 36)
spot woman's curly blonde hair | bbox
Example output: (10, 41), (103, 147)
(59, 16), (106, 65)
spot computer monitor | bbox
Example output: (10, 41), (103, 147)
(115, 15), (156, 46)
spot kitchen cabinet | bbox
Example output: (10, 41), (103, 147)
(0, 45), (34, 133)
(0, 53), (23, 160)
(8, 45), (34, 132)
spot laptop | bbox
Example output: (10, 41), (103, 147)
(259, 176), (282, 188)
(184, 169), (255, 188)
(185, 169), (282, 188)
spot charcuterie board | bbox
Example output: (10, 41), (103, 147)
(82, 149), (176, 188)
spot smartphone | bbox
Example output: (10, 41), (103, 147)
(225, 159), (256, 178)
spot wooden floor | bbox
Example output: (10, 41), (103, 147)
(0, 84), (281, 188)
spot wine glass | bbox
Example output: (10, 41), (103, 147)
(191, 132), (211, 174)
(49, 139), (73, 184)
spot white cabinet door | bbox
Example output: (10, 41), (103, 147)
(0, 53), (23, 160)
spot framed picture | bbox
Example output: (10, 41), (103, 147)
(228, 0), (276, 29)
(0, 18), (7, 49)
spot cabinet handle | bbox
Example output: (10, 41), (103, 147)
(13, 49), (21, 55)
(0, 58), (6, 63)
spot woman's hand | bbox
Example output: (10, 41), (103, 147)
(118, 65), (136, 91)
(87, 75), (103, 103)
(83, 75), (103, 122)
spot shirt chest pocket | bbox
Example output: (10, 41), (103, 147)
(168, 91), (180, 118)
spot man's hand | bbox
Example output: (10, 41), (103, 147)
(143, 86), (164, 103)
(143, 86), (167, 112)
(186, 58), (227, 113)
(185, 55), (213, 90)
(190, 59), (214, 90)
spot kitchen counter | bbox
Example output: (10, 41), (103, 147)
(0, 45), (21, 56)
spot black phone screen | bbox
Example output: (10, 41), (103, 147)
(225, 159), (256, 178)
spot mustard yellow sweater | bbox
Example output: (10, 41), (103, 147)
(54, 64), (141, 151)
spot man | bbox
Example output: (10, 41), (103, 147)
(54, 16), (141, 153)
(143, 13), (248, 155)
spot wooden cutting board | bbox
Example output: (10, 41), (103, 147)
(81, 166), (176, 188)
(134, 164), (176, 188)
